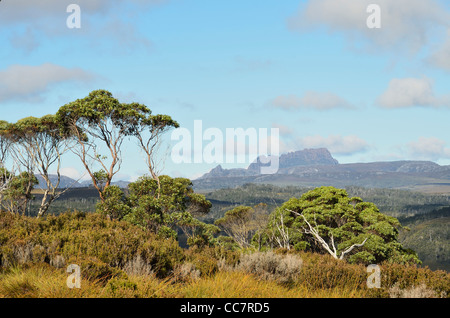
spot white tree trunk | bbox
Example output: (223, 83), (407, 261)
(287, 209), (367, 260)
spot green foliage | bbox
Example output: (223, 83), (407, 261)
(215, 203), (269, 249)
(55, 90), (154, 201)
(0, 114), (76, 217)
(399, 215), (450, 271)
(56, 90), (150, 136)
(0, 212), (448, 298)
(184, 245), (241, 277)
(205, 183), (450, 220)
(122, 175), (215, 246)
(1, 170), (38, 215)
(261, 186), (421, 265)
(95, 185), (130, 219)
(0, 211), (184, 278)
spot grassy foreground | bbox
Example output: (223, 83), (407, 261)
(0, 211), (448, 298)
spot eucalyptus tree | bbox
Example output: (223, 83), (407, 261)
(5, 115), (76, 217)
(56, 89), (151, 202)
(262, 186), (421, 265)
(123, 175), (214, 244)
(215, 204), (269, 249)
(0, 120), (10, 168)
(133, 113), (179, 197)
(0, 121), (13, 207)
(1, 120), (38, 215)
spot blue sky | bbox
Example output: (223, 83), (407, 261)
(1, 0), (450, 181)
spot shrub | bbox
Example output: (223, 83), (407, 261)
(379, 262), (450, 298)
(236, 250), (303, 285)
(296, 251), (367, 290)
(184, 247), (219, 277)
(172, 262), (201, 283)
(66, 256), (127, 285)
(0, 211), (184, 278)
(95, 185), (130, 220)
(389, 283), (441, 298)
(106, 278), (139, 298)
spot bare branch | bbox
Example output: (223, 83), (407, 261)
(287, 209), (367, 260)
(339, 238), (368, 260)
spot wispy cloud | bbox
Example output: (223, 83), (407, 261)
(298, 135), (369, 156)
(288, 0), (450, 55)
(0, 0), (166, 53)
(275, 130), (369, 156)
(407, 137), (450, 161)
(0, 63), (96, 103)
(377, 77), (450, 109)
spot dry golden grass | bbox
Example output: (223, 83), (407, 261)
(0, 264), (370, 298)
(180, 270), (368, 298)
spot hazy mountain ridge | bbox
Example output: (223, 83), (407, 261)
(194, 148), (450, 192)
(34, 174), (130, 189)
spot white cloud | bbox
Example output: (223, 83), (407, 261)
(377, 77), (450, 109)
(288, 0), (450, 54)
(270, 91), (354, 110)
(0, 63), (95, 102)
(58, 167), (88, 181)
(0, 0), (166, 53)
(297, 135), (369, 155)
(407, 137), (450, 161)
(0, 0), (168, 23)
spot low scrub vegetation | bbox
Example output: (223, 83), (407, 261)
(0, 211), (448, 298)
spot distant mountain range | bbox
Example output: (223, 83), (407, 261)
(193, 148), (450, 193)
(30, 148), (450, 194)
(34, 174), (130, 190)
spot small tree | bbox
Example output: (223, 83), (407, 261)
(1, 171), (38, 215)
(56, 90), (150, 202)
(133, 114), (179, 196)
(1, 122), (37, 215)
(263, 186), (421, 265)
(0, 120), (11, 167)
(215, 203), (269, 249)
(123, 175), (214, 244)
(5, 115), (76, 217)
(95, 185), (131, 220)
(0, 121), (13, 207)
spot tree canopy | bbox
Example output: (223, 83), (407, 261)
(97, 175), (216, 247)
(261, 186), (420, 265)
(56, 90), (151, 201)
(56, 89), (179, 203)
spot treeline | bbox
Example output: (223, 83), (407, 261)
(0, 89), (178, 217)
(204, 183), (450, 220)
(399, 214), (450, 271)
